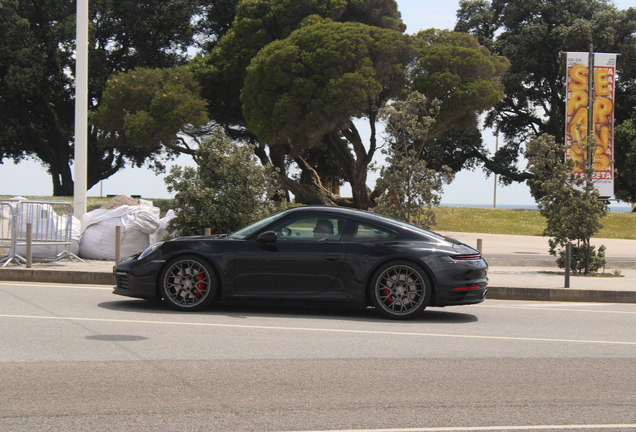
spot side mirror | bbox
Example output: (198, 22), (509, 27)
(256, 231), (277, 246)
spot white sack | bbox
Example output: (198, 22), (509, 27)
(150, 209), (176, 244)
(79, 200), (161, 260)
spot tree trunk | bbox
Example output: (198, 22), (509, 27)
(267, 145), (292, 202)
(47, 143), (74, 196)
(337, 117), (380, 210)
(276, 152), (353, 207)
(51, 165), (74, 196)
(277, 175), (337, 206)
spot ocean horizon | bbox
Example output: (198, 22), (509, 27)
(440, 203), (635, 212)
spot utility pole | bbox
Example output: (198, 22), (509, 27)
(493, 126), (498, 209)
(584, 43), (595, 275)
(586, 43), (595, 176)
(73, 0), (88, 219)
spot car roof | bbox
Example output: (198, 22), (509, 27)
(283, 205), (378, 219)
(281, 206), (448, 242)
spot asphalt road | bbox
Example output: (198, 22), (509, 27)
(2, 281), (636, 432)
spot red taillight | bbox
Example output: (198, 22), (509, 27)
(452, 286), (482, 291)
(452, 254), (482, 260)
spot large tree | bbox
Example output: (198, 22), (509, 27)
(0, 0), (221, 196)
(191, 0), (406, 194)
(455, 0), (636, 200)
(241, 21), (416, 209)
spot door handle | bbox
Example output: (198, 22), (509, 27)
(320, 255), (340, 261)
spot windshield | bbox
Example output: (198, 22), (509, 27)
(230, 211), (287, 239)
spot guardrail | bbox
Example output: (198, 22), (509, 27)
(0, 199), (82, 267)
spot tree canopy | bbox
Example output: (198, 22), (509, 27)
(187, 0), (410, 209)
(92, 67), (209, 168)
(413, 29), (509, 137)
(192, 0), (405, 141)
(408, 29), (509, 173)
(241, 21), (413, 148)
(192, 1), (507, 209)
(0, 0), (222, 195)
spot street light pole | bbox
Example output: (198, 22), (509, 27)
(73, 0), (88, 219)
(493, 126), (498, 209)
(586, 43), (595, 181)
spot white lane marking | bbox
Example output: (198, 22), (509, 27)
(1, 314), (636, 346)
(277, 425), (636, 432)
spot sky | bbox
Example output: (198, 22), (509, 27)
(2, 0), (635, 208)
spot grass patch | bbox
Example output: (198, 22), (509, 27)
(434, 207), (545, 236)
(431, 206), (636, 240)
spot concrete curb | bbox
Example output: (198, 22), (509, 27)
(485, 258), (557, 267)
(485, 258), (636, 269)
(0, 268), (115, 285)
(487, 286), (636, 303)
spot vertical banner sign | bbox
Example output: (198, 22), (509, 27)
(565, 52), (616, 197)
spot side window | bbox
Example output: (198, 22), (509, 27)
(271, 216), (345, 242)
(351, 222), (395, 240)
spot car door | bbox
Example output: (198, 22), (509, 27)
(234, 215), (347, 295)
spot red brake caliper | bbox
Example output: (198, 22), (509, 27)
(382, 287), (393, 304)
(194, 273), (205, 298)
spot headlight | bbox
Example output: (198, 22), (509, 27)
(138, 242), (163, 260)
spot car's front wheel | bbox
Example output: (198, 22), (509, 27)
(160, 255), (217, 311)
(370, 261), (431, 320)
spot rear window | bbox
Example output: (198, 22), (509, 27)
(350, 222), (395, 240)
(368, 212), (449, 242)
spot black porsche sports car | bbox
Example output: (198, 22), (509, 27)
(113, 206), (488, 319)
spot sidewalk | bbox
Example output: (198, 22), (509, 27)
(1, 232), (636, 303)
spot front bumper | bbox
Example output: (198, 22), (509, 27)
(112, 255), (163, 300)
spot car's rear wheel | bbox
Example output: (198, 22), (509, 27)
(160, 255), (217, 311)
(370, 261), (430, 320)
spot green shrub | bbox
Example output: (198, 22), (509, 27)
(555, 244), (607, 274)
(164, 128), (279, 236)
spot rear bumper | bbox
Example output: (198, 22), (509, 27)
(444, 286), (488, 305)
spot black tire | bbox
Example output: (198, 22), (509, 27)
(159, 255), (218, 311)
(369, 261), (431, 320)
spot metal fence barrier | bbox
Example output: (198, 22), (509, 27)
(0, 199), (81, 267)
(0, 202), (15, 266)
